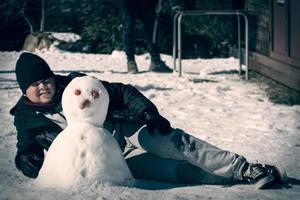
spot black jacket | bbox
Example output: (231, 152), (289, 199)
(10, 72), (160, 175)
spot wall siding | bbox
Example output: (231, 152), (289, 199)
(245, 0), (300, 91)
(246, 0), (270, 55)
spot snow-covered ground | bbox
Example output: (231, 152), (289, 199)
(0, 50), (299, 200)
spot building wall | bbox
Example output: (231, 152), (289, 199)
(246, 1), (270, 56)
(244, 0), (300, 91)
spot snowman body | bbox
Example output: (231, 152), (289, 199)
(36, 76), (133, 188)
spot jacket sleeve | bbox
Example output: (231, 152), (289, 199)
(58, 73), (155, 117)
(14, 110), (62, 168)
(54, 72), (87, 89)
(102, 81), (160, 119)
(15, 127), (45, 170)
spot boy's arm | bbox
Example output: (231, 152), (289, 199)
(103, 81), (159, 118)
(15, 128), (45, 178)
(15, 126), (60, 178)
(103, 81), (172, 134)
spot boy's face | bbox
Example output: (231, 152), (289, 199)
(24, 77), (56, 104)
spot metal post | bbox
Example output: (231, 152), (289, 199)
(178, 14), (183, 77)
(173, 12), (180, 71)
(172, 10), (248, 80)
(244, 14), (249, 80)
(237, 15), (242, 75)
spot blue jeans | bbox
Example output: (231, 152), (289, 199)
(104, 122), (246, 184)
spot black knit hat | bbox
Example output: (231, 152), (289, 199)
(15, 52), (54, 93)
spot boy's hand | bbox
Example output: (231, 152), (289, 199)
(144, 111), (171, 135)
(17, 153), (43, 178)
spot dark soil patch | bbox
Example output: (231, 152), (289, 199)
(249, 71), (300, 106)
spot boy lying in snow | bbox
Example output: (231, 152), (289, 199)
(10, 52), (286, 189)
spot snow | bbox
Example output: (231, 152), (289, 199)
(50, 32), (81, 43)
(47, 32), (82, 52)
(62, 76), (110, 126)
(0, 49), (299, 199)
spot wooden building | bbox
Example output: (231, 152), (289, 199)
(243, 0), (300, 91)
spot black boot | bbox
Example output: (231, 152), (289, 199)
(148, 43), (172, 73)
(149, 59), (173, 73)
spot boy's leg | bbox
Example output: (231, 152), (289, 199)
(126, 125), (247, 181)
(107, 123), (286, 189)
(125, 148), (231, 184)
(108, 122), (284, 188)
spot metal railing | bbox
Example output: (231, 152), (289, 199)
(173, 10), (249, 80)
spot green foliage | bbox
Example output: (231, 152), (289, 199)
(177, 0), (237, 58)
(80, 1), (122, 53)
(0, 0), (29, 50)
(1, 0), (240, 58)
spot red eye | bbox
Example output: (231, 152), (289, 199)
(75, 89), (81, 96)
(91, 91), (99, 99)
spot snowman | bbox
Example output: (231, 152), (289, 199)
(35, 76), (134, 188)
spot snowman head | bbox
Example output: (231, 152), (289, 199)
(62, 76), (109, 126)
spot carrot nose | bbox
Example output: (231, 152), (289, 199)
(79, 99), (90, 109)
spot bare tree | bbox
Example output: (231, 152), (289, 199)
(23, 0), (45, 33)
(40, 0), (45, 31)
(23, 0), (33, 33)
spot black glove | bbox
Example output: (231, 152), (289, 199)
(144, 110), (171, 135)
(35, 130), (59, 150)
(16, 153), (44, 178)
